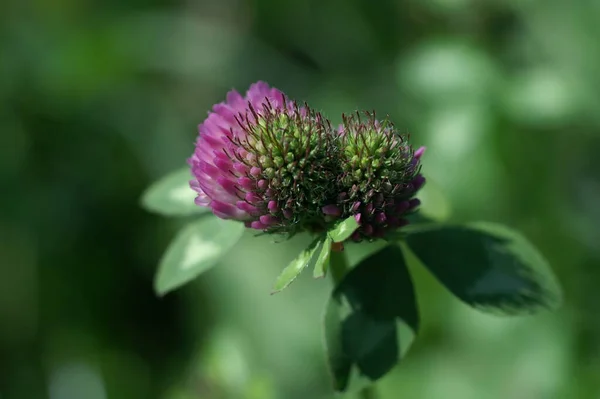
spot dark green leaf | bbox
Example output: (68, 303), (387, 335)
(313, 236), (332, 279)
(324, 293), (353, 392)
(272, 238), (322, 293)
(141, 167), (208, 217)
(383, 213), (436, 242)
(324, 245), (419, 392)
(155, 215), (245, 295)
(404, 222), (562, 315)
(342, 313), (398, 380)
(404, 211), (435, 225)
(329, 216), (360, 242)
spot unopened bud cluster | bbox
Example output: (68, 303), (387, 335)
(334, 112), (425, 240)
(189, 82), (425, 241)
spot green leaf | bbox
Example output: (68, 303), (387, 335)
(404, 222), (563, 315)
(141, 167), (208, 217)
(313, 236), (332, 279)
(383, 213), (436, 243)
(155, 215), (245, 295)
(324, 245), (419, 392)
(404, 211), (435, 225)
(328, 216), (360, 243)
(272, 238), (323, 293)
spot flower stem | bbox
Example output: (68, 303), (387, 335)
(328, 249), (379, 399)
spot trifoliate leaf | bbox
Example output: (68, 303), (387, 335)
(404, 222), (562, 315)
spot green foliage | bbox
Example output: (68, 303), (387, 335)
(324, 246), (418, 392)
(141, 167), (207, 217)
(271, 217), (361, 293)
(328, 216), (360, 242)
(319, 220), (563, 391)
(313, 236), (332, 278)
(143, 169), (564, 390)
(155, 215), (245, 295)
(404, 222), (562, 315)
(271, 237), (323, 293)
(272, 232), (334, 292)
(7, 0), (598, 397)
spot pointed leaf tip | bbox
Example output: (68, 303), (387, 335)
(313, 236), (332, 279)
(272, 238), (324, 293)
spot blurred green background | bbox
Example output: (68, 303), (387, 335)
(2, 0), (600, 397)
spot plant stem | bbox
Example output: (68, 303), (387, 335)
(328, 250), (379, 399)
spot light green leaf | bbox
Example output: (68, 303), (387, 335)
(313, 236), (332, 279)
(329, 216), (360, 243)
(155, 215), (245, 295)
(141, 167), (208, 217)
(404, 222), (563, 315)
(272, 238), (323, 293)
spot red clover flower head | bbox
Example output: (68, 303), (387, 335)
(189, 82), (338, 236)
(333, 111), (426, 241)
(190, 82), (425, 241)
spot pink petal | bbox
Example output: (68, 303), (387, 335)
(414, 146), (426, 160)
(211, 200), (249, 220)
